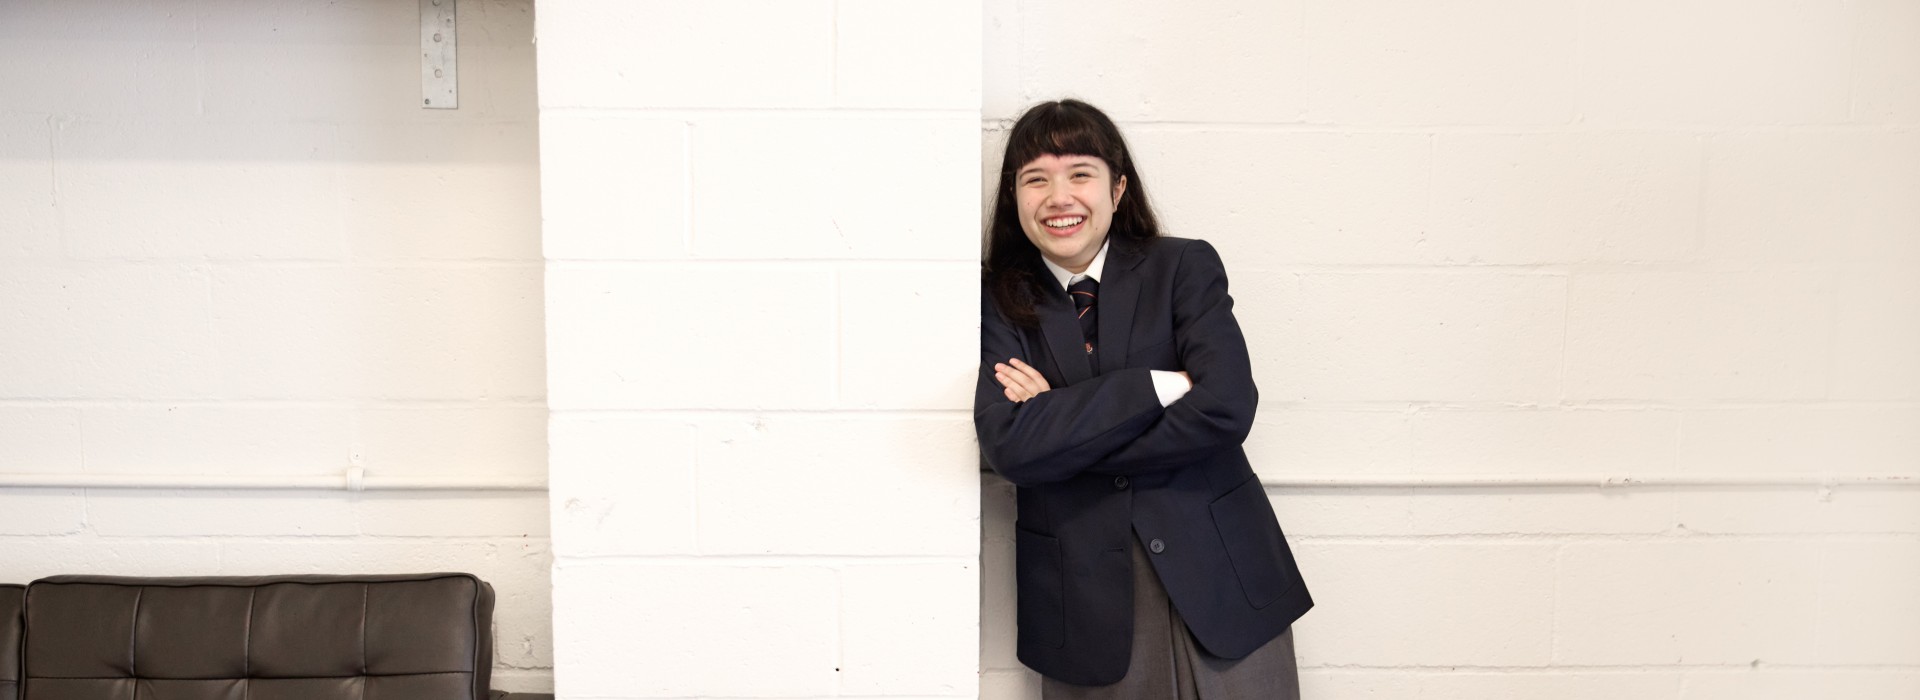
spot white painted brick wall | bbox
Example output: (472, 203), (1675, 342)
(0, 0), (551, 692)
(984, 0), (1920, 698)
(538, 1), (983, 698)
(1305, 0), (1578, 126)
(8, 0), (1914, 696)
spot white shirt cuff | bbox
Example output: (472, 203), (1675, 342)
(1149, 370), (1192, 407)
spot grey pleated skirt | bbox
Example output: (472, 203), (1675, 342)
(1041, 534), (1301, 700)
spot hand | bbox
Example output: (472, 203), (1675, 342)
(994, 358), (1052, 403)
(1175, 371), (1191, 388)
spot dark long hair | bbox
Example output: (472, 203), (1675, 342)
(984, 99), (1162, 327)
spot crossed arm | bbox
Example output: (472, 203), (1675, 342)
(973, 240), (1259, 487)
(993, 358), (1187, 405)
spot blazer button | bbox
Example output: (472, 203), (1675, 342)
(1113, 476), (1129, 490)
(1148, 538), (1166, 554)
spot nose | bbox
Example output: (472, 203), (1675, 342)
(1044, 180), (1075, 208)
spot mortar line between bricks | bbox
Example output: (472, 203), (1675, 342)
(1263, 262), (1860, 273)
(6, 113), (539, 128)
(0, 398), (548, 408)
(1820, 265), (1844, 405)
(196, 264), (227, 421)
(1265, 471), (1920, 490)
(1571, 0), (1587, 125)
(1289, 533), (1920, 544)
(681, 119), (695, 254)
(829, 267), (843, 407)
(42, 113), (58, 207)
(0, 534), (551, 541)
(20, 398), (1882, 410)
(827, 0), (839, 102)
(1246, 399), (1920, 409)
(545, 258), (979, 267)
(1103, 122), (1917, 134)
(542, 106), (979, 120)
(561, 697), (970, 700)
(1301, 663), (1920, 672)
(15, 531), (1920, 544)
(1549, 540), (1564, 665)
(553, 555), (978, 567)
(831, 567), (845, 696)
(548, 260), (1879, 271)
(48, 259), (548, 268)
(13, 480), (1919, 497)
(547, 259), (1916, 274)
(691, 421), (704, 557)
(550, 408), (974, 417)
(1691, 131), (1711, 277)
(1845, 0), (1860, 122)
(1554, 269), (1571, 406)
(1814, 530), (1835, 650)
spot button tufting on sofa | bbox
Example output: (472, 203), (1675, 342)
(1, 574), (549, 700)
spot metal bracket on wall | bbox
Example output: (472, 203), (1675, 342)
(421, 0), (457, 109)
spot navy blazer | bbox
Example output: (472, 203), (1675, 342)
(976, 236), (1312, 686)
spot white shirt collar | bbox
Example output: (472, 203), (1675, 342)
(1042, 239), (1110, 291)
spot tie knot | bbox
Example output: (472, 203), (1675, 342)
(1069, 278), (1097, 311)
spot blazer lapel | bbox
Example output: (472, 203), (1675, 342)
(1034, 282), (1095, 386)
(1096, 244), (1143, 375)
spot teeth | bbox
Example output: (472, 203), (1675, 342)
(1044, 216), (1085, 228)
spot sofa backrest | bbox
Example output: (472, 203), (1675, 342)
(20, 573), (493, 700)
(1, 584), (21, 700)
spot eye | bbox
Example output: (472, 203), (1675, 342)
(1021, 176), (1045, 186)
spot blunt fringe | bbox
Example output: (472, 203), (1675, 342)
(984, 99), (1162, 327)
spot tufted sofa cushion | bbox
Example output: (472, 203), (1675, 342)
(2, 584), (21, 700)
(20, 573), (493, 700)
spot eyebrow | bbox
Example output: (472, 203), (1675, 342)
(1016, 159), (1103, 177)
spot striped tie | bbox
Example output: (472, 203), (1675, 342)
(1069, 277), (1098, 355)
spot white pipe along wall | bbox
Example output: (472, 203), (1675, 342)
(979, 1), (1920, 699)
(0, 0), (553, 692)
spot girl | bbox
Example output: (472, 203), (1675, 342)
(976, 99), (1311, 699)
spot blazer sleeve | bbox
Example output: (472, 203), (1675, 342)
(1084, 239), (1258, 475)
(974, 288), (1166, 487)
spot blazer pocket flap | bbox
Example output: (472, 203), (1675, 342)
(1208, 476), (1301, 610)
(1014, 527), (1067, 649)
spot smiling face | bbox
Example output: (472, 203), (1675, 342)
(1014, 154), (1128, 274)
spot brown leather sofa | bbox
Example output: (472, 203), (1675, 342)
(0, 574), (549, 700)
(1, 585), (20, 700)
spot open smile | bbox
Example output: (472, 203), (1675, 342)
(1042, 215), (1086, 237)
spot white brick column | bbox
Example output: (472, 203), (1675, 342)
(537, 1), (982, 697)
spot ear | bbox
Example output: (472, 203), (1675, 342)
(1113, 174), (1128, 205)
